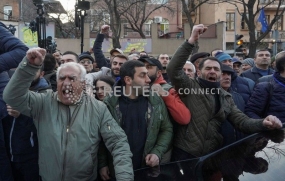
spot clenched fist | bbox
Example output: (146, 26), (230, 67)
(100, 25), (110, 34)
(188, 24), (208, 44)
(26, 47), (46, 66)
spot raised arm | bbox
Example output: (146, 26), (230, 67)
(3, 48), (47, 118)
(167, 24), (207, 90)
(93, 25), (111, 69)
(0, 22), (28, 73)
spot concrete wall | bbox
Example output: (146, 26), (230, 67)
(56, 22), (225, 56)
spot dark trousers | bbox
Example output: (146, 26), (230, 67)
(0, 119), (13, 181)
(171, 147), (197, 161)
(11, 158), (39, 181)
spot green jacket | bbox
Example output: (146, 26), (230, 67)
(100, 92), (173, 170)
(3, 57), (134, 181)
(166, 41), (266, 157)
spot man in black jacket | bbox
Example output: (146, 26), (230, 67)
(0, 21), (28, 181)
(2, 66), (51, 181)
(241, 50), (274, 83)
(92, 25), (124, 69)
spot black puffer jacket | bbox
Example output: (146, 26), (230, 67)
(245, 72), (285, 123)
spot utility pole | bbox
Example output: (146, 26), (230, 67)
(272, 30), (279, 56)
(234, 7), (237, 57)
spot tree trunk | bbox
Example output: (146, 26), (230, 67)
(138, 30), (146, 39)
(247, 25), (257, 58)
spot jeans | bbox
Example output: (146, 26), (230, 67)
(11, 159), (39, 181)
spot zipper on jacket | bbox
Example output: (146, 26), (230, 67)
(9, 118), (16, 162)
(61, 107), (71, 180)
(30, 132), (34, 147)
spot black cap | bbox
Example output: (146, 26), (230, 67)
(221, 64), (234, 75)
(232, 57), (242, 65)
(138, 57), (163, 70)
(79, 53), (94, 63)
(190, 52), (210, 63)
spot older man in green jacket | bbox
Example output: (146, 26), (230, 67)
(3, 48), (133, 181)
(167, 24), (282, 161)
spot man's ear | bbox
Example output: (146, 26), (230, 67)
(124, 76), (132, 85)
(157, 70), (162, 78)
(196, 69), (201, 77)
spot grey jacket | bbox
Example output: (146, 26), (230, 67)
(3, 57), (134, 181)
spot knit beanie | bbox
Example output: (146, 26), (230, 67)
(215, 52), (232, 62)
(242, 58), (254, 67)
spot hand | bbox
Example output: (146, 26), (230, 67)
(101, 25), (110, 34)
(99, 166), (110, 180)
(6, 104), (20, 118)
(151, 84), (169, 97)
(263, 115), (282, 129)
(188, 24), (207, 44)
(145, 154), (159, 167)
(26, 47), (46, 66)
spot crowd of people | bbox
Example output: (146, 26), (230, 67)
(0, 22), (284, 181)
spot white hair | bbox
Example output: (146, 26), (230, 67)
(128, 53), (139, 60)
(57, 62), (86, 81)
(185, 61), (196, 73)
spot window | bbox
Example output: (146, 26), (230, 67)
(226, 13), (235, 31)
(144, 20), (153, 36)
(158, 19), (169, 35)
(4, 6), (12, 20)
(149, 0), (168, 4)
(273, 15), (283, 30)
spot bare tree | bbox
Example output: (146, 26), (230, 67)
(181, 0), (212, 30)
(89, 0), (125, 48)
(121, 0), (176, 39)
(220, 0), (285, 57)
(48, 10), (80, 38)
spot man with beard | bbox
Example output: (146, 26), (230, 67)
(241, 49), (274, 83)
(3, 48), (134, 180)
(99, 60), (173, 180)
(2, 66), (50, 181)
(85, 54), (128, 94)
(166, 24), (283, 161)
(158, 53), (171, 83)
(138, 57), (191, 125)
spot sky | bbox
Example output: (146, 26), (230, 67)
(58, 0), (76, 11)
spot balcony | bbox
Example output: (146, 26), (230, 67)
(256, 30), (285, 41)
(260, 0), (285, 10)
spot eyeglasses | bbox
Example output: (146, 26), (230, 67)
(80, 60), (92, 64)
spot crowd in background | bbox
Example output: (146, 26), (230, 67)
(1, 22), (284, 181)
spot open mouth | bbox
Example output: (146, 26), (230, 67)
(208, 77), (217, 82)
(62, 89), (74, 97)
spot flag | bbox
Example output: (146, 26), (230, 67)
(258, 8), (268, 33)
